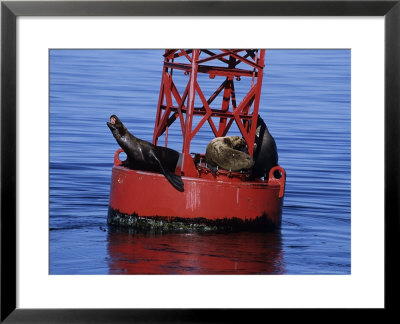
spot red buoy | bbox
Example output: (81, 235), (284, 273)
(108, 49), (286, 231)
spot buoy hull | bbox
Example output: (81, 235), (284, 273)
(108, 165), (285, 231)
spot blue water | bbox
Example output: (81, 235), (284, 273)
(49, 49), (351, 274)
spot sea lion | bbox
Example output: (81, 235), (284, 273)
(205, 136), (254, 172)
(251, 115), (278, 179)
(107, 115), (184, 192)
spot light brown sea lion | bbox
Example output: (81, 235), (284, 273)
(205, 136), (254, 172)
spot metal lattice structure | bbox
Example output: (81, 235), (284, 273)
(152, 49), (266, 176)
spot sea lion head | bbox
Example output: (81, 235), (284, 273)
(232, 136), (249, 153)
(107, 115), (127, 140)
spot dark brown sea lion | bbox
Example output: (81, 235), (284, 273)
(205, 136), (254, 172)
(251, 115), (278, 179)
(107, 115), (184, 192)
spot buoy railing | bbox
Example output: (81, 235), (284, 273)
(114, 146), (285, 198)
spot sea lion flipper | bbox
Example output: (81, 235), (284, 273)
(150, 151), (184, 192)
(108, 115), (184, 191)
(165, 172), (184, 192)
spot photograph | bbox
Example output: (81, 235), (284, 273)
(2, 0), (397, 320)
(49, 49), (350, 275)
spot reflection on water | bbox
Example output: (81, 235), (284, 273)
(107, 228), (284, 274)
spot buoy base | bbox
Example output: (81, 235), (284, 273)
(108, 207), (278, 233)
(108, 159), (285, 232)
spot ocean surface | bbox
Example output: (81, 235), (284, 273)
(49, 49), (351, 275)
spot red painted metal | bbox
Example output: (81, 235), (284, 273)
(152, 49), (266, 176)
(110, 149), (285, 223)
(108, 49), (286, 230)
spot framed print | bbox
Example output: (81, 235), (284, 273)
(1, 0), (399, 322)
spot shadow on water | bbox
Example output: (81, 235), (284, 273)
(106, 227), (285, 274)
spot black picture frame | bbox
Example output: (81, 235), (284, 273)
(1, 0), (399, 322)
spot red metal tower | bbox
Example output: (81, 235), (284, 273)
(152, 49), (266, 177)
